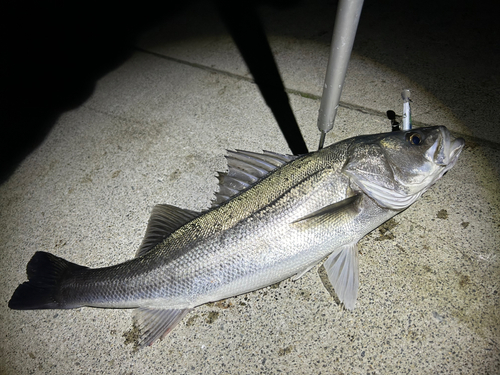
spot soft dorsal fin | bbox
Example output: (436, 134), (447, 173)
(212, 150), (298, 207)
(136, 204), (200, 257)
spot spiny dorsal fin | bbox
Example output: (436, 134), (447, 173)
(136, 204), (200, 257)
(212, 150), (298, 207)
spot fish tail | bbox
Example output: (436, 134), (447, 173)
(9, 251), (87, 310)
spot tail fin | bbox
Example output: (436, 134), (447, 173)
(9, 251), (87, 310)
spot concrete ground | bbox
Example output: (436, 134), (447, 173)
(1, 1), (499, 374)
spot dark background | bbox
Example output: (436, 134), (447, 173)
(2, 0), (498, 183)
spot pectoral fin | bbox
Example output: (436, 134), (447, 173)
(292, 195), (360, 226)
(324, 242), (359, 310)
(132, 307), (193, 348)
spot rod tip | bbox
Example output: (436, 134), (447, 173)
(318, 132), (326, 150)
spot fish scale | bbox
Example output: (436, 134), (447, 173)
(9, 126), (464, 347)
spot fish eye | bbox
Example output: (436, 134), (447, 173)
(406, 132), (422, 145)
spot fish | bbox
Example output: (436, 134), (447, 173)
(9, 125), (464, 347)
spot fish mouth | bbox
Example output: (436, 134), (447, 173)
(426, 126), (465, 171)
(446, 137), (465, 170)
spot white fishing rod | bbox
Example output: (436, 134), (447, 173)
(401, 89), (412, 130)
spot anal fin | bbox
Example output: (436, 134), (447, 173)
(324, 242), (359, 310)
(132, 307), (193, 348)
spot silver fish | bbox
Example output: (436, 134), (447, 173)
(9, 126), (464, 347)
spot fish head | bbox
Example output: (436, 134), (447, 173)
(342, 126), (465, 210)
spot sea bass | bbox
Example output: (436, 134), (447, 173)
(9, 126), (464, 347)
